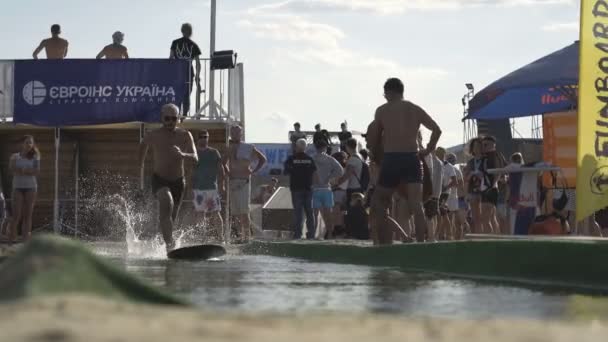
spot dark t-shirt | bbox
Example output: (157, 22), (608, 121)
(338, 131), (352, 149)
(313, 131), (330, 146)
(193, 148), (221, 190)
(284, 152), (317, 192)
(170, 37), (202, 76)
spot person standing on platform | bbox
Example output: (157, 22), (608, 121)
(139, 103), (198, 251)
(170, 23), (202, 117)
(338, 122), (352, 152)
(33, 24), (68, 59)
(366, 78), (442, 244)
(96, 31), (129, 59)
(284, 139), (317, 239)
(224, 125), (267, 243)
(289, 122), (307, 153)
(192, 130), (225, 242)
(313, 124), (331, 147)
(7, 135), (41, 243)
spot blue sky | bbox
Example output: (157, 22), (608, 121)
(0, 0), (580, 147)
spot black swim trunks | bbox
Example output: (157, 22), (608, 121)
(424, 197), (439, 219)
(151, 174), (185, 207)
(379, 152), (423, 188)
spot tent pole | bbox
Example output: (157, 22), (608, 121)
(224, 120), (230, 244)
(74, 141), (79, 237)
(53, 127), (60, 234)
(139, 123), (145, 191)
(209, 0), (217, 118)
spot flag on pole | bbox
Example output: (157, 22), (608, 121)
(577, 0), (608, 221)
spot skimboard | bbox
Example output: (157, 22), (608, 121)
(167, 244), (226, 260)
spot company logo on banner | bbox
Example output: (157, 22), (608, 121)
(23, 81), (47, 106)
(577, 0), (608, 221)
(13, 59), (188, 126)
(20, 81), (177, 106)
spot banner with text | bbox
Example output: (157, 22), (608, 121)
(577, 0), (608, 221)
(255, 143), (292, 176)
(8, 59), (188, 126)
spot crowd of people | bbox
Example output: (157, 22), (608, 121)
(138, 103), (267, 249)
(31, 23), (203, 116)
(2, 24), (603, 246)
(279, 77), (603, 244)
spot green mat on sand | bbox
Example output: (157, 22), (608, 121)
(0, 235), (185, 306)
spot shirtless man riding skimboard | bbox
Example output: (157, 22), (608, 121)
(139, 103), (198, 251)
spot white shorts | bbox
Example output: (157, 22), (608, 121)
(230, 179), (250, 215)
(193, 189), (221, 213)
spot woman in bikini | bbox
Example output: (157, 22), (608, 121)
(8, 135), (41, 243)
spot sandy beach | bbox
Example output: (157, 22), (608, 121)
(0, 294), (606, 342)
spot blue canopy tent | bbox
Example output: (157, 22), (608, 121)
(467, 41), (579, 120)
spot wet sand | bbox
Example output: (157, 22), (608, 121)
(0, 295), (606, 342)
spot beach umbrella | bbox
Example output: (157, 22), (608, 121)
(467, 41), (579, 120)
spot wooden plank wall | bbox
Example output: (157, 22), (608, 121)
(0, 126), (228, 234)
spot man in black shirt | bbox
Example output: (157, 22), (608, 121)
(170, 23), (202, 117)
(338, 122), (352, 152)
(284, 139), (317, 239)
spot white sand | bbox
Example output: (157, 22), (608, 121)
(0, 295), (606, 342)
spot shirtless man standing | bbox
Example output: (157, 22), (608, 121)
(224, 125), (267, 243)
(367, 78), (442, 244)
(138, 103), (198, 251)
(96, 31), (129, 59)
(33, 24), (68, 59)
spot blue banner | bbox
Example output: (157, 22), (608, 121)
(255, 143), (292, 176)
(13, 59), (188, 126)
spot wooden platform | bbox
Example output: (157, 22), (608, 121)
(0, 120), (231, 233)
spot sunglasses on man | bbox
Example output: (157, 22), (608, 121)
(163, 116), (178, 122)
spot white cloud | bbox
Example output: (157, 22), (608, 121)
(238, 14), (447, 77)
(250, 0), (574, 15)
(542, 22), (578, 32)
(238, 17), (345, 48)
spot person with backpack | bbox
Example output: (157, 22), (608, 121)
(336, 138), (370, 205)
(334, 138), (370, 236)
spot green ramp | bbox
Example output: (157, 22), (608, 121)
(0, 235), (185, 306)
(243, 239), (608, 292)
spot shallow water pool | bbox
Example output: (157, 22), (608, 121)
(92, 242), (606, 320)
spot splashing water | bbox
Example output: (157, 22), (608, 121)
(71, 171), (204, 259)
